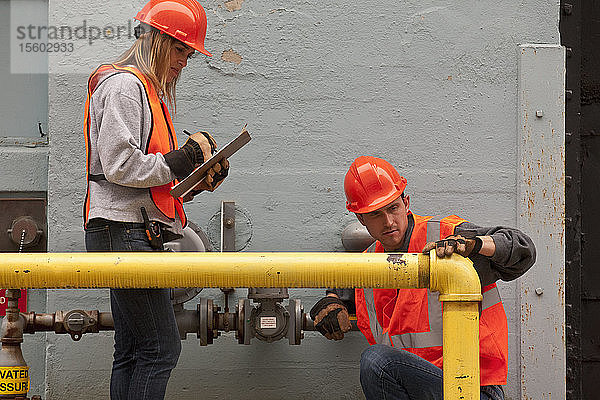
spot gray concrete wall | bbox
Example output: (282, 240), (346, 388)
(1, 0), (563, 398)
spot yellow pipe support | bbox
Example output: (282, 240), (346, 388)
(0, 251), (481, 400)
(0, 252), (428, 289)
(430, 250), (482, 400)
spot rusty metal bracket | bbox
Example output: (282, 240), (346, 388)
(221, 201), (236, 252)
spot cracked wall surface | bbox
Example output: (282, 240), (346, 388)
(5, 0), (562, 398)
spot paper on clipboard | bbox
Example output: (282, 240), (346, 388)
(170, 126), (251, 199)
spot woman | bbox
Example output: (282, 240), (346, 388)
(83, 1), (226, 398)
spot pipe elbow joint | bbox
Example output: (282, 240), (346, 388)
(428, 250), (482, 302)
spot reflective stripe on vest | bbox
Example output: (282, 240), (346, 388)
(362, 286), (390, 346)
(426, 217), (442, 243)
(361, 241), (390, 345)
(388, 285), (501, 349)
(390, 290), (442, 348)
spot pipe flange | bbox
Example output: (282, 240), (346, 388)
(198, 298), (208, 346)
(236, 300), (243, 344)
(438, 294), (482, 302)
(196, 298), (215, 346)
(207, 299), (214, 345)
(287, 299), (302, 345)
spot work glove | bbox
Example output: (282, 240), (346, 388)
(422, 231), (483, 258)
(189, 158), (229, 194)
(309, 296), (351, 341)
(189, 130), (217, 161)
(164, 131), (216, 180)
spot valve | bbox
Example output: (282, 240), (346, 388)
(62, 310), (97, 341)
(7, 216), (43, 249)
(250, 300), (289, 343)
(234, 293), (304, 345)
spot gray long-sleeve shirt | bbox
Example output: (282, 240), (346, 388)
(328, 213), (536, 311)
(86, 72), (183, 234)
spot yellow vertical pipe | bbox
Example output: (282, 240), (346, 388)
(429, 251), (482, 400)
(441, 301), (480, 399)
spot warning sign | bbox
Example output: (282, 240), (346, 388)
(0, 290), (27, 316)
(0, 366), (29, 395)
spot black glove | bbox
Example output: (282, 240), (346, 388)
(422, 231), (483, 258)
(310, 296), (351, 341)
(164, 139), (205, 180)
(165, 130), (217, 180)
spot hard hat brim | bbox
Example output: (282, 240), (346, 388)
(347, 190), (403, 214)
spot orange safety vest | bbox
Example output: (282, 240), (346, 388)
(355, 213), (508, 386)
(83, 64), (187, 227)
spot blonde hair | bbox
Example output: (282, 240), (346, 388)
(115, 28), (180, 112)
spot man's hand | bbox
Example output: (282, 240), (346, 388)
(422, 233), (483, 258)
(309, 296), (351, 341)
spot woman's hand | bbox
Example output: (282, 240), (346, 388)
(182, 158), (229, 201)
(164, 131), (217, 180)
(187, 131), (216, 163)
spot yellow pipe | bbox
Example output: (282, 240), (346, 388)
(0, 251), (480, 400)
(430, 251), (482, 400)
(0, 252), (428, 289)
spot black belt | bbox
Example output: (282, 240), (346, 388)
(89, 174), (107, 182)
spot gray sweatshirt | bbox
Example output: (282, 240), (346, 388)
(86, 72), (183, 234)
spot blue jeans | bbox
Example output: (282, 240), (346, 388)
(360, 345), (505, 400)
(85, 219), (182, 400)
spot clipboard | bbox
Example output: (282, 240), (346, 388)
(170, 126), (251, 199)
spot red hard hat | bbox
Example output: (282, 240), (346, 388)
(135, 0), (212, 57)
(344, 156), (407, 214)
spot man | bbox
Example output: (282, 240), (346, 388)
(310, 156), (536, 400)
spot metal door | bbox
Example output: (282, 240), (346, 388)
(561, 2), (600, 398)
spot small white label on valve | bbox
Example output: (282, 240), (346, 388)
(260, 316), (277, 329)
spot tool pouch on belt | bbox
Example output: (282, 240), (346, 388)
(140, 207), (164, 250)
